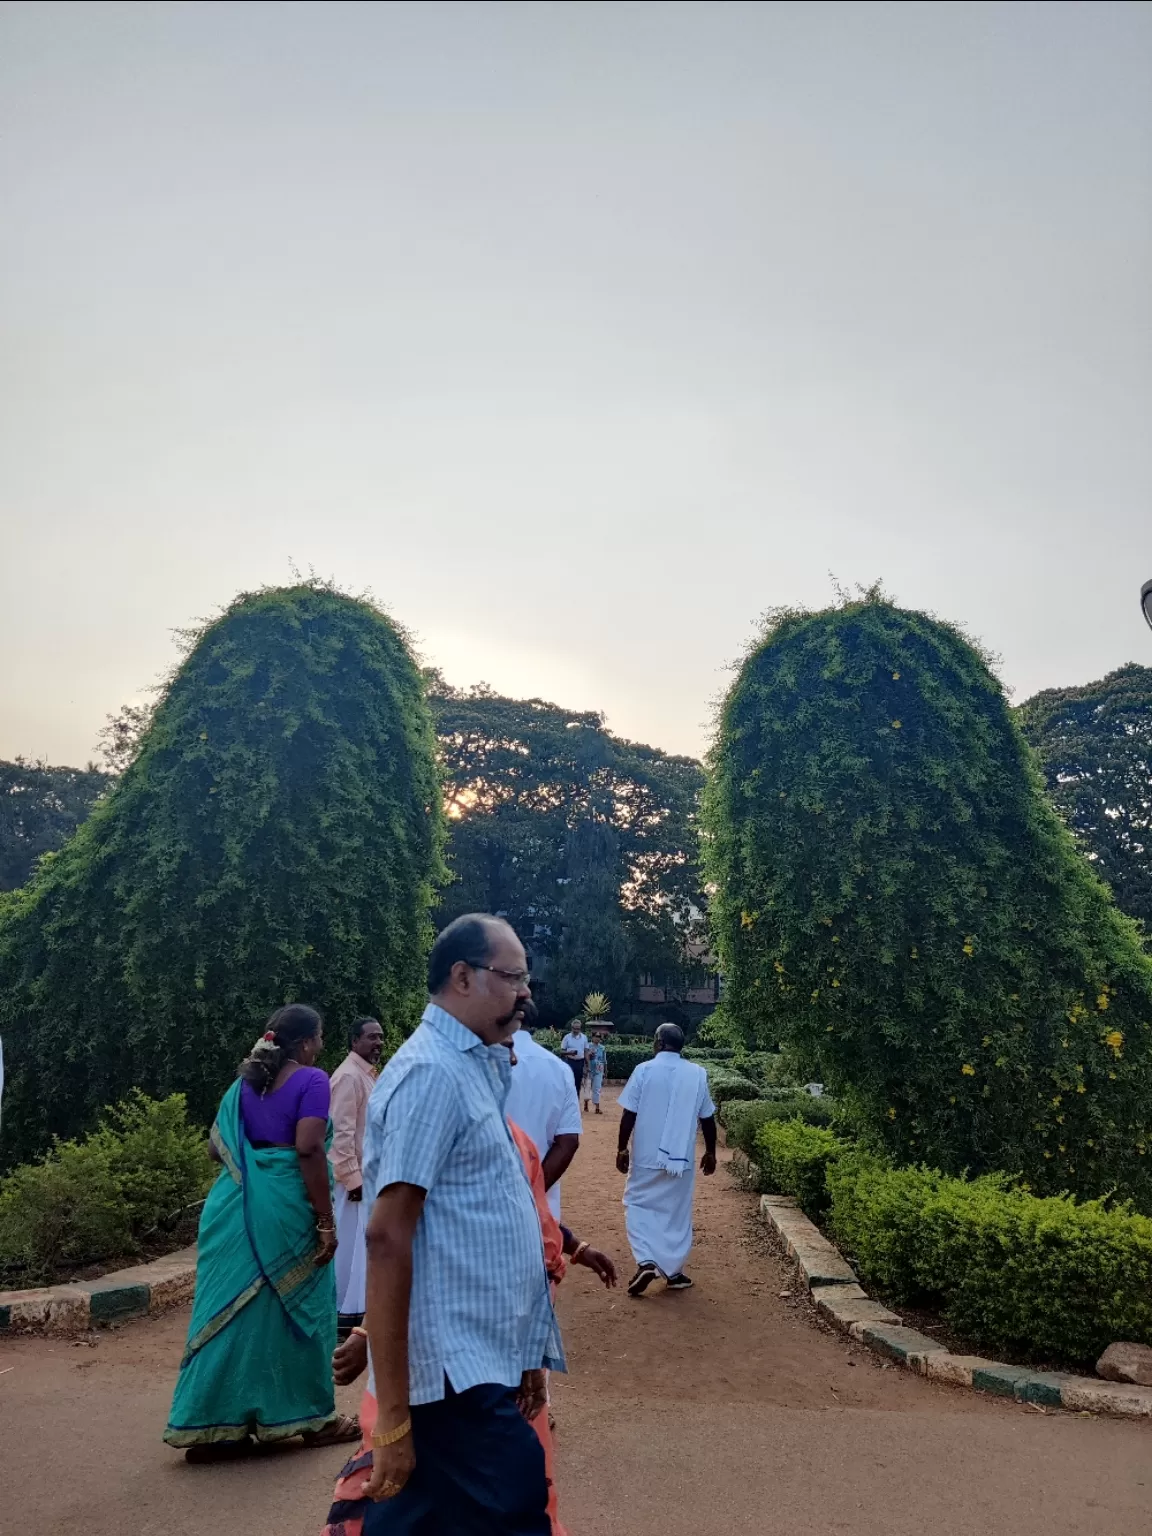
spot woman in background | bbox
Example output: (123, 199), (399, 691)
(164, 1004), (359, 1459)
(585, 1032), (608, 1114)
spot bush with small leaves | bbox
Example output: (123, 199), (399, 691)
(0, 1092), (212, 1287)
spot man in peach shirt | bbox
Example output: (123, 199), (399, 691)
(329, 1016), (385, 1332)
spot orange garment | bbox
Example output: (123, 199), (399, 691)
(320, 1117), (569, 1536)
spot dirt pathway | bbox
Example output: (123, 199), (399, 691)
(1, 1083), (1149, 1535)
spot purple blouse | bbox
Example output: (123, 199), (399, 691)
(240, 1066), (331, 1145)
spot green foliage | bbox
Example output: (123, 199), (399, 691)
(753, 1120), (846, 1221)
(1018, 664), (1152, 937)
(0, 584), (445, 1163)
(827, 1153), (1152, 1363)
(0, 1093), (212, 1287)
(0, 758), (112, 892)
(599, 1044), (653, 1080)
(530, 1028), (564, 1054)
(721, 1095), (838, 1156)
(550, 820), (633, 1018)
(704, 594), (1152, 1205)
(682, 1047), (735, 1062)
(429, 681), (705, 1017)
(703, 1063), (762, 1106)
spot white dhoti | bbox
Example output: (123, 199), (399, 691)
(623, 1162), (698, 1278)
(333, 1183), (368, 1315)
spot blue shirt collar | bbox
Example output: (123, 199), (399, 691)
(423, 1001), (485, 1052)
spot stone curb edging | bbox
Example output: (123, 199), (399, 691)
(0, 1245), (197, 1336)
(759, 1194), (1152, 1422)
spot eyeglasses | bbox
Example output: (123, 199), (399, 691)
(469, 963), (532, 987)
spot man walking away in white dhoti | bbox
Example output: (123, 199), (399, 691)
(329, 1016), (384, 1333)
(616, 1023), (717, 1296)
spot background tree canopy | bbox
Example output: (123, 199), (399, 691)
(1017, 664), (1152, 938)
(0, 759), (112, 892)
(0, 583), (444, 1165)
(429, 678), (705, 1019)
(703, 595), (1152, 1206)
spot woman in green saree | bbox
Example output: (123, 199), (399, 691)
(164, 1005), (360, 1459)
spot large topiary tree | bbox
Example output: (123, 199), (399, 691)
(704, 594), (1152, 1205)
(0, 583), (445, 1165)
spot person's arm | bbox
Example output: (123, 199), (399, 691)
(616, 1109), (637, 1174)
(541, 1132), (579, 1191)
(295, 1114), (337, 1263)
(559, 1224), (618, 1287)
(329, 1070), (362, 1195)
(364, 1184), (424, 1501)
(700, 1115), (718, 1175)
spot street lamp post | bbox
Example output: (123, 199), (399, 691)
(1143, 579), (1152, 633)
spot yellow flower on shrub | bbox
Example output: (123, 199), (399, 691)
(892, 720), (902, 729)
(1104, 1029), (1123, 1056)
(962, 938), (974, 956)
(961, 1063), (976, 1076)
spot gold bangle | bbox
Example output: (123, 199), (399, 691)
(350, 1325), (369, 1340)
(572, 1239), (589, 1262)
(371, 1416), (412, 1449)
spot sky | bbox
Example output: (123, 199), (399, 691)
(1, 1), (1150, 768)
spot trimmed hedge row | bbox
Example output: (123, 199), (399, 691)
(722, 1096), (838, 1157)
(704, 1064), (763, 1106)
(751, 1120), (1152, 1363)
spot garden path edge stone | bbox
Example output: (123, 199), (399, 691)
(0, 1245), (197, 1335)
(757, 1194), (1152, 1423)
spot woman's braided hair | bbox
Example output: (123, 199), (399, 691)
(238, 1004), (322, 1094)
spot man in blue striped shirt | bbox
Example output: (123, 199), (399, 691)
(360, 913), (564, 1533)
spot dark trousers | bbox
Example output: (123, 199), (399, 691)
(362, 1382), (549, 1535)
(568, 1058), (585, 1094)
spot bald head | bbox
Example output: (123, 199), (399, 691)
(654, 1023), (685, 1054)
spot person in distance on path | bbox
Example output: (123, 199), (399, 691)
(560, 1017), (589, 1099)
(584, 1030), (608, 1114)
(329, 1016), (385, 1337)
(616, 1023), (717, 1296)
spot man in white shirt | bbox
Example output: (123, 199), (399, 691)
(616, 1023), (717, 1296)
(560, 1019), (590, 1098)
(505, 1004), (582, 1218)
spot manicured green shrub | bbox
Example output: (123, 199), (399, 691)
(723, 1096), (838, 1156)
(753, 1120), (847, 1220)
(0, 1092), (212, 1287)
(683, 1047), (735, 1063)
(827, 1154), (1152, 1363)
(825, 1151), (949, 1301)
(704, 593), (1152, 1206)
(0, 583), (446, 1163)
(704, 1064), (762, 1106)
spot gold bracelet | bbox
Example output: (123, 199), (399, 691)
(350, 1325), (369, 1340)
(371, 1416), (412, 1449)
(571, 1239), (589, 1262)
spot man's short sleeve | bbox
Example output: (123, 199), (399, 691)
(617, 1063), (646, 1114)
(553, 1064), (582, 1138)
(370, 1064), (460, 1198)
